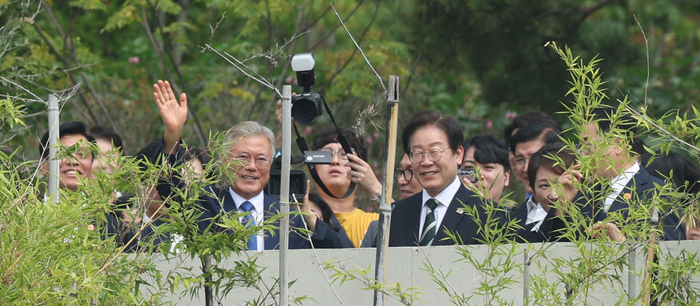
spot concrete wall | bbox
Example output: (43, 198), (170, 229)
(143, 241), (700, 305)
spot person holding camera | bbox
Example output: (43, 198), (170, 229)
(310, 126), (384, 248)
(459, 135), (511, 203)
(151, 80), (346, 250)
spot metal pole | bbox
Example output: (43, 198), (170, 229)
(373, 75), (399, 306)
(47, 94), (60, 203)
(279, 85), (292, 306)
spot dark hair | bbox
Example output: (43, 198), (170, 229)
(509, 124), (560, 154)
(401, 110), (464, 155)
(89, 125), (124, 154)
(590, 106), (646, 155)
(527, 142), (577, 193)
(504, 111), (560, 145)
(642, 151), (700, 194)
(462, 134), (510, 171)
(307, 193), (337, 230)
(40, 121), (96, 160)
(312, 126), (368, 161)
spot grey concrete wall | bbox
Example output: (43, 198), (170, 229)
(142, 241), (700, 305)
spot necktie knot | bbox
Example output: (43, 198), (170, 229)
(240, 201), (254, 212)
(426, 198), (438, 210)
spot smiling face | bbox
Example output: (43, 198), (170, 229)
(228, 135), (273, 200)
(315, 142), (352, 195)
(512, 139), (545, 194)
(41, 134), (93, 192)
(409, 125), (463, 197)
(580, 122), (620, 179)
(461, 146), (510, 201)
(92, 138), (120, 176)
(397, 154), (423, 199)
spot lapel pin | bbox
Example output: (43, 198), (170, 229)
(456, 208), (465, 215)
(623, 193), (632, 200)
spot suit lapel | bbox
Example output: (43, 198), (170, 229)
(218, 187), (238, 214)
(433, 185), (469, 245)
(609, 170), (647, 213)
(404, 194), (423, 245)
(263, 194), (280, 250)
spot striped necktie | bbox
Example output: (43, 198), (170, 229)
(239, 201), (258, 251)
(420, 198), (439, 246)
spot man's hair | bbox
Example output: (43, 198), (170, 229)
(509, 124), (560, 154)
(590, 106), (646, 155)
(462, 134), (510, 171)
(401, 110), (463, 155)
(312, 126), (368, 161)
(40, 121), (96, 160)
(224, 121), (276, 159)
(527, 142), (577, 193)
(89, 125), (124, 154)
(642, 151), (700, 194)
(504, 111), (560, 145)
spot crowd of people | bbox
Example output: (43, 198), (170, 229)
(37, 80), (700, 252)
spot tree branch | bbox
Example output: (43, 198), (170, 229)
(141, 6), (207, 148)
(305, 0), (365, 53)
(318, 2), (381, 93)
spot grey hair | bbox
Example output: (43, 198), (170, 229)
(223, 121), (276, 160)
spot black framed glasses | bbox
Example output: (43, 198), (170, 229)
(395, 168), (413, 182)
(319, 147), (355, 160)
(409, 147), (451, 163)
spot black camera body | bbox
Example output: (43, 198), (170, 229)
(290, 53), (324, 124)
(292, 92), (323, 125)
(265, 150), (333, 200)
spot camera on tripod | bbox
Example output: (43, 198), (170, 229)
(290, 53), (323, 125)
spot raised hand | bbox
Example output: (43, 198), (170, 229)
(345, 154), (383, 202)
(153, 80), (187, 154)
(299, 180), (317, 231)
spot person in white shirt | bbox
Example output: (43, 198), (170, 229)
(389, 110), (506, 247)
(579, 106), (685, 240)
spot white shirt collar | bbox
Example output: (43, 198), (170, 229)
(421, 175), (461, 208)
(525, 196), (548, 231)
(229, 188), (265, 216)
(604, 162), (640, 210)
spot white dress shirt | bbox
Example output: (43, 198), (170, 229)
(604, 162), (640, 211)
(229, 188), (266, 251)
(418, 176), (461, 241)
(525, 196), (548, 232)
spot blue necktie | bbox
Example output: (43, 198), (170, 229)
(239, 201), (258, 251)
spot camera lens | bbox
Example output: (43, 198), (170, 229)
(292, 97), (320, 124)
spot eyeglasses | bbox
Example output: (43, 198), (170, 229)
(409, 147), (451, 164)
(395, 168), (413, 182)
(510, 153), (535, 167)
(236, 154), (271, 169)
(319, 147), (354, 160)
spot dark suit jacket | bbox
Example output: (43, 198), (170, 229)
(605, 167), (685, 241)
(535, 167), (686, 241)
(152, 139), (347, 249)
(195, 185), (347, 249)
(389, 183), (506, 247)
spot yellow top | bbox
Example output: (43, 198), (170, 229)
(335, 209), (379, 248)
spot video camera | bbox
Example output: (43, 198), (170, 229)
(290, 53), (323, 124)
(265, 150), (332, 200)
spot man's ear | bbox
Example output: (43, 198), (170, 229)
(503, 170), (511, 187)
(455, 145), (464, 166)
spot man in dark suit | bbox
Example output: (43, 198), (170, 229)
(152, 80), (348, 250)
(580, 106), (685, 240)
(389, 111), (505, 247)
